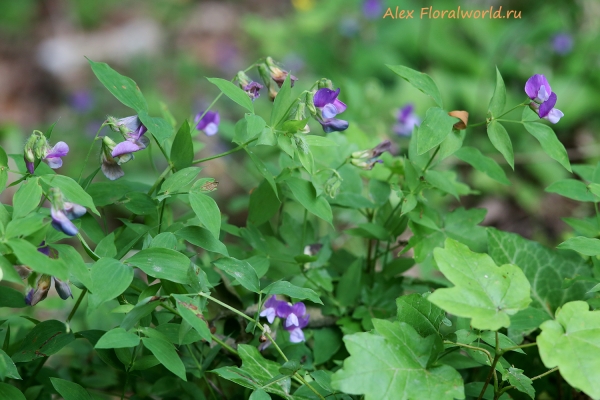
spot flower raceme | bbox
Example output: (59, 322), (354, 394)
(24, 243), (73, 306)
(312, 87), (349, 133)
(259, 295), (310, 344)
(23, 131), (69, 174)
(49, 188), (87, 236)
(525, 74), (564, 124)
(236, 71), (263, 101)
(109, 116), (149, 159)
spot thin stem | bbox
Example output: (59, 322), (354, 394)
(77, 233), (100, 261)
(301, 209), (308, 247)
(78, 123), (106, 184)
(211, 334), (238, 356)
(195, 93), (224, 127)
(495, 119), (523, 124)
(147, 165), (173, 196)
(443, 341), (493, 365)
(477, 331), (500, 400)
(191, 137), (258, 165)
(422, 146), (440, 172)
(66, 288), (88, 327)
(495, 102), (528, 119)
(198, 293), (255, 324)
(531, 366), (559, 381)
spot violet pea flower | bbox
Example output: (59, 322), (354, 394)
(363, 0), (383, 19)
(277, 301), (310, 343)
(313, 88), (349, 133)
(51, 202), (86, 236)
(111, 117), (149, 158)
(552, 33), (573, 55)
(195, 111), (220, 136)
(394, 104), (420, 136)
(44, 142), (69, 169)
(524, 74), (564, 124)
(259, 295), (281, 324)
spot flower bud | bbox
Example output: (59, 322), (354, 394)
(265, 56), (298, 88)
(53, 277), (73, 300)
(236, 71), (252, 87)
(26, 274), (52, 306)
(317, 78), (333, 90)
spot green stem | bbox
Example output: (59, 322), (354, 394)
(495, 101), (528, 119)
(191, 137), (258, 165)
(301, 209), (308, 247)
(77, 123), (106, 184)
(531, 366), (559, 381)
(422, 146), (440, 172)
(147, 165), (173, 196)
(211, 334), (238, 356)
(66, 288), (88, 327)
(477, 331), (500, 400)
(443, 341), (493, 365)
(196, 93), (224, 128)
(77, 233), (100, 261)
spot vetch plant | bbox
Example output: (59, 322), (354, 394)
(0, 56), (599, 400)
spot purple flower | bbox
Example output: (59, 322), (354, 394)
(195, 111), (220, 136)
(313, 88), (349, 133)
(259, 295), (281, 324)
(69, 90), (94, 112)
(243, 82), (263, 101)
(100, 136), (125, 181)
(525, 74), (564, 124)
(394, 104), (420, 136)
(51, 201), (86, 236)
(111, 117), (149, 158)
(363, 0), (383, 19)
(351, 140), (392, 170)
(552, 33), (573, 55)
(44, 142), (69, 169)
(266, 57), (298, 88)
(277, 301), (310, 343)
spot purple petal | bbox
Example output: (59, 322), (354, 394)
(45, 157), (63, 169)
(333, 98), (347, 114)
(196, 111), (220, 131)
(399, 104), (415, 122)
(314, 88), (340, 108)
(25, 289), (34, 306)
(25, 160), (35, 174)
(203, 123), (219, 136)
(538, 92), (557, 118)
(276, 302), (293, 318)
(288, 327), (305, 343)
(320, 118), (349, 133)
(286, 313), (299, 328)
(322, 103), (339, 119)
(101, 159), (125, 180)
(297, 313), (310, 329)
(118, 116), (142, 132)
(260, 308), (276, 324)
(264, 295), (280, 309)
(525, 74), (552, 102)
(47, 141), (69, 158)
(542, 108), (564, 124)
(291, 302), (306, 316)
(112, 140), (144, 157)
(51, 209), (79, 236)
(38, 243), (50, 256)
(363, 0), (382, 19)
(129, 124), (147, 141)
(63, 202), (87, 220)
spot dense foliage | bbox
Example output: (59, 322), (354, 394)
(1, 13), (600, 398)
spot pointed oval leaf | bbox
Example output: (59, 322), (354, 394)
(50, 378), (92, 400)
(170, 121), (194, 171)
(189, 192), (221, 239)
(286, 177), (332, 225)
(523, 122), (571, 172)
(40, 174), (99, 215)
(486, 121), (514, 169)
(488, 67), (506, 117)
(141, 337), (187, 381)
(262, 281), (322, 304)
(88, 59), (147, 112)
(207, 77), (254, 113)
(125, 248), (191, 284)
(454, 146), (510, 185)
(417, 108), (458, 155)
(90, 258), (134, 304)
(13, 178), (42, 218)
(213, 257), (260, 293)
(386, 65), (443, 107)
(95, 328), (141, 349)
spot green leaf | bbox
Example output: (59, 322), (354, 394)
(546, 179), (595, 202)
(0, 286), (26, 308)
(125, 248), (190, 284)
(502, 367), (534, 399)
(189, 192), (221, 239)
(0, 349), (21, 379)
(336, 259), (362, 307)
(95, 328), (141, 349)
(121, 297), (160, 331)
(40, 174), (99, 215)
(160, 167), (201, 195)
(0, 146), (8, 166)
(13, 178), (42, 218)
(417, 108), (458, 155)
(538, 301), (600, 399)
(486, 120), (514, 169)
(12, 320), (75, 362)
(207, 77), (254, 113)
(246, 148), (279, 200)
(0, 167), (7, 195)
(246, 114), (267, 140)
(50, 378), (92, 400)
(212, 257), (260, 293)
(249, 389), (271, 400)
(396, 293), (445, 337)
(313, 328), (342, 366)
(0, 383), (25, 400)
(488, 67), (506, 117)
(138, 111), (173, 144)
(303, 135), (337, 147)
(249, 179), (281, 225)
(386, 65), (443, 108)
(286, 177), (332, 225)
(488, 228), (592, 318)
(90, 258), (134, 304)
(331, 320), (464, 399)
(425, 170), (458, 199)
(95, 232), (117, 258)
(7, 238), (68, 280)
(454, 146), (510, 185)
(212, 344), (291, 399)
(172, 294), (212, 343)
(557, 236), (600, 256)
(262, 281), (322, 304)
(150, 232), (178, 250)
(270, 74), (296, 128)
(141, 337), (187, 381)
(88, 58), (147, 112)
(428, 238), (531, 330)
(52, 244), (92, 289)
(437, 129), (465, 161)
(170, 121), (194, 171)
(175, 226), (228, 256)
(523, 122), (571, 172)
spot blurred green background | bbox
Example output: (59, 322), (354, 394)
(0, 0), (598, 245)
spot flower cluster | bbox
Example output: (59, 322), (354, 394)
(236, 71), (263, 101)
(23, 131), (69, 174)
(100, 115), (149, 180)
(525, 74), (564, 124)
(259, 296), (310, 343)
